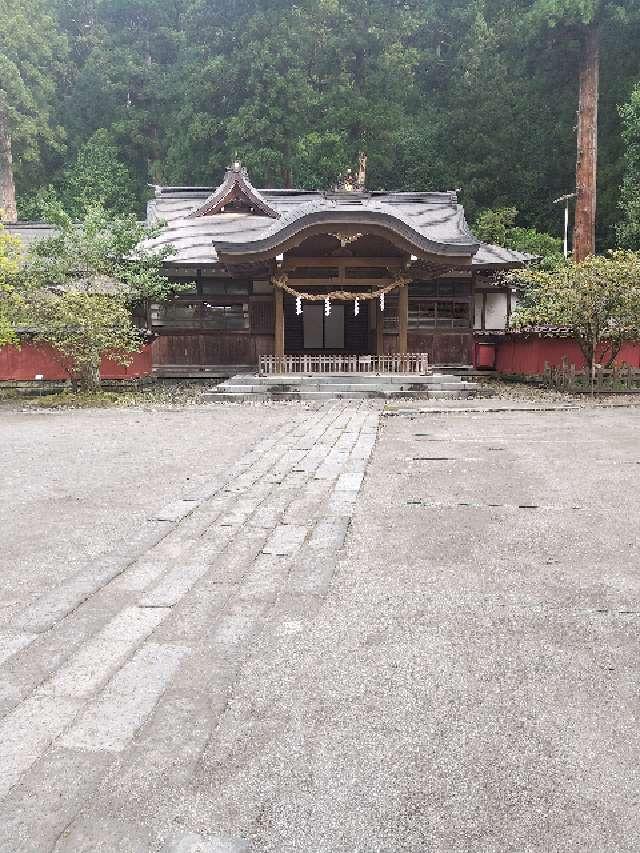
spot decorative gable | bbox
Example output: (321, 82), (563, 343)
(188, 163), (279, 219)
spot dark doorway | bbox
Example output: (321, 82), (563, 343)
(284, 296), (370, 353)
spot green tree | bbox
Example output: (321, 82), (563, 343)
(28, 203), (181, 312)
(525, 0), (639, 258)
(4, 0), (640, 246)
(512, 251), (640, 379)
(50, 0), (183, 208)
(0, 0), (67, 220)
(473, 208), (518, 247)
(617, 82), (640, 249)
(474, 207), (562, 260)
(61, 129), (138, 218)
(21, 130), (138, 220)
(19, 204), (185, 389)
(27, 290), (142, 390)
(0, 222), (22, 345)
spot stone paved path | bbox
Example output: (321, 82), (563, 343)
(0, 402), (381, 853)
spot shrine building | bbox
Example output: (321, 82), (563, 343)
(139, 163), (529, 376)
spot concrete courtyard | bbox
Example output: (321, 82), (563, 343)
(1, 400), (639, 852)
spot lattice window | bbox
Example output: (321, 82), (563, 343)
(250, 301), (275, 334)
(408, 300), (470, 330)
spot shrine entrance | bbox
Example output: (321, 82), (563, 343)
(283, 294), (371, 354)
(303, 302), (344, 350)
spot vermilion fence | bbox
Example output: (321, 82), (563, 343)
(0, 343), (153, 381)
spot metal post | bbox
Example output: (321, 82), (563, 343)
(553, 192), (576, 260)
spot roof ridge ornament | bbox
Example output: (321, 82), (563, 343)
(336, 151), (367, 193)
(188, 162), (280, 219)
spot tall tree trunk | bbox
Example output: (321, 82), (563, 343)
(0, 103), (17, 223)
(574, 24), (599, 262)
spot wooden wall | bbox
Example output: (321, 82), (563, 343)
(383, 332), (473, 365)
(152, 332), (274, 366)
(152, 294), (275, 367)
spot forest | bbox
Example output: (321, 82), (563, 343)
(1, 0), (640, 250)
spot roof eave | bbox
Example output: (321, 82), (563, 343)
(215, 209), (479, 266)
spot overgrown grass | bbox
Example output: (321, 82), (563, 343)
(0, 382), (214, 409)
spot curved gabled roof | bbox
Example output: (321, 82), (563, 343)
(213, 197), (479, 263)
(142, 168), (527, 270)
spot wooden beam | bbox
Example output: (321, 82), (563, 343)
(274, 288), (284, 358)
(398, 284), (408, 355)
(284, 257), (403, 270)
(287, 278), (392, 287)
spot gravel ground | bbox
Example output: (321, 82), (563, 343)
(174, 405), (640, 852)
(1, 402), (639, 852)
(0, 405), (293, 626)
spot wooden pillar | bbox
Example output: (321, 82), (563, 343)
(375, 297), (384, 356)
(398, 284), (408, 356)
(274, 288), (284, 359)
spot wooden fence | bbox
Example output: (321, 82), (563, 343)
(544, 358), (640, 391)
(259, 353), (430, 375)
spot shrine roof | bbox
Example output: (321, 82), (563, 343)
(141, 166), (530, 270)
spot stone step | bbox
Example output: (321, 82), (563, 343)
(218, 382), (478, 394)
(208, 389), (476, 402)
(207, 370), (481, 402)
(229, 373), (456, 386)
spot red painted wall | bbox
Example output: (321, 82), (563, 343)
(0, 342), (153, 381)
(492, 337), (640, 375)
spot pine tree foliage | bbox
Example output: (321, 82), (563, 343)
(617, 83), (640, 250)
(1, 0), (639, 248)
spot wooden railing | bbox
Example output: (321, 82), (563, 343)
(259, 353), (430, 375)
(544, 358), (640, 391)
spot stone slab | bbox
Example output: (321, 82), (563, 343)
(60, 642), (190, 752)
(335, 471), (365, 492)
(206, 528), (271, 584)
(12, 522), (173, 634)
(205, 602), (266, 662)
(151, 500), (199, 523)
(39, 607), (167, 698)
(262, 524), (309, 556)
(325, 490), (359, 518)
(0, 748), (113, 853)
(139, 562), (212, 608)
(160, 832), (250, 853)
(115, 559), (171, 592)
(151, 584), (233, 643)
(0, 695), (82, 799)
(0, 630), (35, 666)
(238, 554), (291, 603)
(54, 816), (154, 852)
(307, 519), (350, 552)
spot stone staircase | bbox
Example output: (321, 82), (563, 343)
(205, 373), (480, 402)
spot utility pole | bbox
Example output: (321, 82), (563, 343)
(553, 193), (576, 259)
(574, 24), (600, 262)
